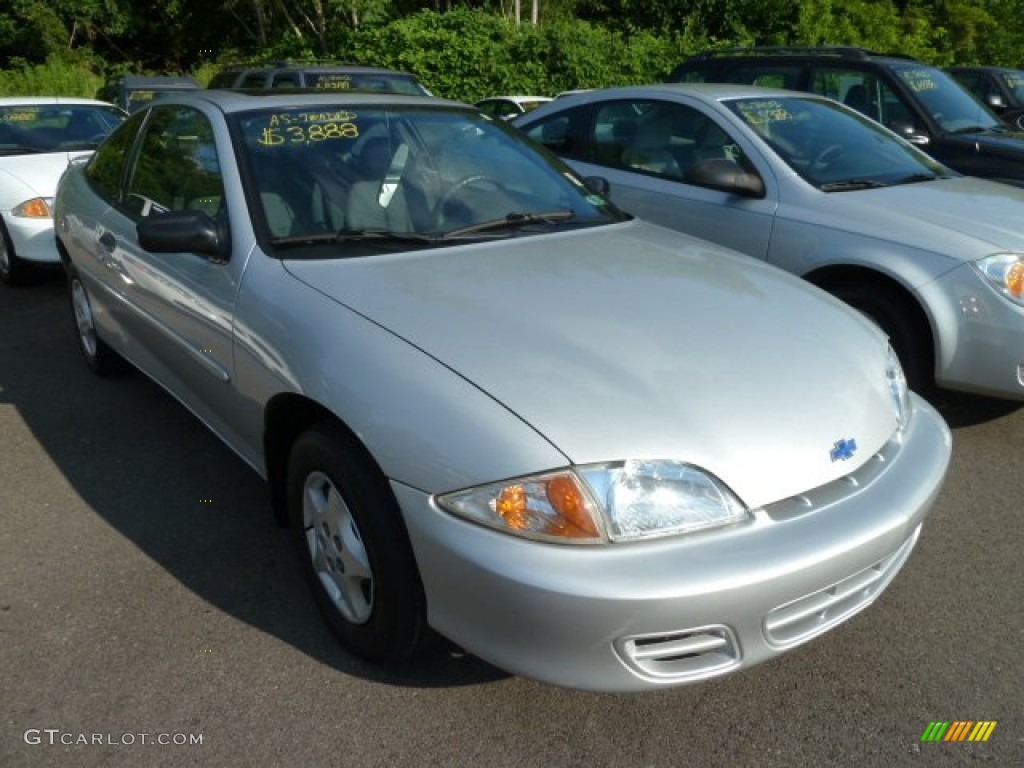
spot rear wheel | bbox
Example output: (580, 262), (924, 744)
(287, 423), (430, 662)
(830, 281), (933, 394)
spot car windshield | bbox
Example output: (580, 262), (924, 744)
(0, 104), (125, 155)
(727, 95), (949, 190)
(889, 63), (1003, 133)
(233, 105), (622, 251)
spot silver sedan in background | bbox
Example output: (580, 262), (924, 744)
(54, 90), (950, 691)
(515, 84), (1024, 400)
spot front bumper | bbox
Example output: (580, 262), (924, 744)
(925, 262), (1024, 400)
(1, 211), (60, 265)
(394, 395), (951, 692)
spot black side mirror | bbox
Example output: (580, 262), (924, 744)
(137, 210), (230, 260)
(985, 93), (1007, 111)
(683, 158), (765, 198)
(583, 176), (611, 196)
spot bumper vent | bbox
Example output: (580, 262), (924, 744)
(764, 524), (921, 647)
(614, 625), (740, 681)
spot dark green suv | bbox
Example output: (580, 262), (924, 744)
(669, 46), (1024, 186)
(207, 61), (431, 96)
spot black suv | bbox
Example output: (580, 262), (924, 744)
(668, 47), (1024, 186)
(207, 61), (431, 96)
(948, 65), (1024, 131)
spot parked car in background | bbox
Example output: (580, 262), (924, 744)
(54, 89), (950, 692)
(207, 61), (431, 96)
(97, 74), (201, 112)
(948, 65), (1024, 131)
(475, 95), (552, 120)
(515, 83), (1024, 400)
(668, 47), (1024, 187)
(0, 97), (126, 283)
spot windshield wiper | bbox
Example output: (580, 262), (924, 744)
(441, 210), (575, 240)
(819, 179), (889, 192)
(272, 229), (439, 247)
(894, 173), (939, 185)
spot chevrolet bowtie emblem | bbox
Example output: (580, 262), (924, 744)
(830, 438), (858, 462)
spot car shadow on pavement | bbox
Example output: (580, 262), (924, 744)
(0, 274), (508, 690)
(926, 387), (1022, 428)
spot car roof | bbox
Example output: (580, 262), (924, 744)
(216, 62), (410, 75)
(0, 97), (120, 107)
(543, 82), (810, 104)
(948, 65), (1023, 74)
(680, 46), (920, 65)
(151, 89), (467, 114)
(114, 75), (201, 88)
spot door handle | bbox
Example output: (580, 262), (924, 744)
(99, 231), (116, 251)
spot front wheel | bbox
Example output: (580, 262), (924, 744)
(287, 423), (429, 662)
(0, 221), (32, 285)
(67, 265), (125, 375)
(831, 281), (933, 394)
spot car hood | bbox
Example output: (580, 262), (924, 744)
(946, 127), (1024, 157)
(801, 175), (1024, 259)
(284, 221), (900, 509)
(0, 151), (92, 203)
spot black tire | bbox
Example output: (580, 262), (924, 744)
(0, 220), (33, 285)
(287, 422), (429, 662)
(67, 265), (125, 375)
(831, 281), (933, 394)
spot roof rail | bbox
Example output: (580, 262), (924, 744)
(685, 46), (918, 62)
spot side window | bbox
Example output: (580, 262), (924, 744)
(84, 110), (147, 203)
(522, 106), (586, 158)
(812, 67), (923, 133)
(123, 106), (225, 220)
(271, 72), (301, 88)
(239, 72), (266, 88)
(726, 65), (803, 90)
(590, 99), (745, 182)
(593, 99), (704, 180)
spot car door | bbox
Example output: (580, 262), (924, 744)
(95, 104), (247, 445)
(523, 96), (777, 257)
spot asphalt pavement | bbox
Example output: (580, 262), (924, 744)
(2, 272), (1022, 768)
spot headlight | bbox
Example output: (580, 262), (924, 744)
(437, 460), (750, 545)
(12, 197), (53, 218)
(886, 344), (911, 431)
(975, 253), (1024, 306)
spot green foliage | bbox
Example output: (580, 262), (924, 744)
(0, 55), (103, 97)
(3, 2), (1024, 100)
(346, 9), (689, 101)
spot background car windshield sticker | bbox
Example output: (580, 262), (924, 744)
(830, 438), (858, 462)
(0, 107), (43, 124)
(899, 69), (939, 92)
(313, 74), (353, 90)
(736, 100), (793, 129)
(1005, 74), (1024, 92)
(257, 110), (360, 147)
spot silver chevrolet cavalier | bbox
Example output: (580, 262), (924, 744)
(54, 90), (951, 692)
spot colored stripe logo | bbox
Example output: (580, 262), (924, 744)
(921, 721), (997, 742)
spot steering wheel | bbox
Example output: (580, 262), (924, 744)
(436, 175), (503, 219)
(811, 143), (844, 170)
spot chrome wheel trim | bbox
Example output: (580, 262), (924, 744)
(71, 279), (98, 359)
(302, 470), (373, 624)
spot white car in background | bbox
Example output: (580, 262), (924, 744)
(474, 95), (552, 120)
(0, 97), (125, 283)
